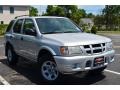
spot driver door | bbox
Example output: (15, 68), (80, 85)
(20, 19), (39, 61)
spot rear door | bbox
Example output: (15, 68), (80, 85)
(11, 19), (24, 54)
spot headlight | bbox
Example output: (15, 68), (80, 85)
(106, 42), (113, 51)
(60, 46), (83, 56)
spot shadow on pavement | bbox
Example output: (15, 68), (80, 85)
(0, 58), (106, 85)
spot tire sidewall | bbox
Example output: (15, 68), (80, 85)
(6, 46), (18, 65)
(38, 54), (61, 83)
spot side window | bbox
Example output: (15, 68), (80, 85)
(13, 19), (23, 33)
(23, 19), (36, 36)
(6, 20), (15, 32)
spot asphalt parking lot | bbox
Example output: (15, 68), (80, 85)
(0, 34), (120, 85)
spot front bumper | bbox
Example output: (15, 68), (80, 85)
(54, 50), (115, 74)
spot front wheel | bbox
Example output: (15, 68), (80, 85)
(41, 60), (59, 81)
(38, 54), (62, 83)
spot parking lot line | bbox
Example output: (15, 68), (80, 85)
(105, 69), (120, 75)
(0, 75), (10, 85)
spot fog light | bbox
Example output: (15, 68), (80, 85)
(110, 55), (114, 62)
(86, 60), (92, 67)
(105, 57), (108, 63)
(111, 56), (114, 60)
(105, 57), (109, 63)
(73, 63), (80, 69)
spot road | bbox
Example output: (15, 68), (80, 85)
(0, 35), (120, 85)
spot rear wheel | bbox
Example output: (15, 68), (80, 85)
(6, 46), (18, 66)
(38, 53), (62, 83)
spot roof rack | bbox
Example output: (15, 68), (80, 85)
(15, 15), (29, 19)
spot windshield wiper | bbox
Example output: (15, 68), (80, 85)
(64, 31), (80, 33)
(42, 31), (63, 34)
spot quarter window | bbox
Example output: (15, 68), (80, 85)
(13, 19), (23, 33)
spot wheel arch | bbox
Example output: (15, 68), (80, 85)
(37, 46), (56, 61)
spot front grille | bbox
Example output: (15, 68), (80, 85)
(83, 43), (106, 55)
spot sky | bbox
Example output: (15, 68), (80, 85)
(33, 5), (105, 15)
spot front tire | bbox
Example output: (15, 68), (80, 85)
(6, 46), (18, 66)
(38, 53), (61, 83)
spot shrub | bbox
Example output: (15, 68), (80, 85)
(91, 26), (97, 34)
(85, 29), (91, 33)
(0, 24), (8, 35)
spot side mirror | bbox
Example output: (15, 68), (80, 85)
(24, 28), (36, 36)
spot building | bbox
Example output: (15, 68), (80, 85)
(0, 5), (29, 24)
(80, 18), (94, 31)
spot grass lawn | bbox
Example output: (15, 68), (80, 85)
(0, 35), (4, 37)
(97, 31), (120, 36)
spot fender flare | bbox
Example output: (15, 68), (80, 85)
(38, 46), (57, 56)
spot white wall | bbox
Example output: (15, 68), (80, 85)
(0, 6), (29, 24)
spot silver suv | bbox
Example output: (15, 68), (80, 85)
(5, 16), (115, 82)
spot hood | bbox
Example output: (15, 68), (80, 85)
(42, 32), (111, 46)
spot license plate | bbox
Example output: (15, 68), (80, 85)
(94, 56), (104, 67)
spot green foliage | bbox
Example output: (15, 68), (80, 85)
(29, 6), (38, 16)
(102, 5), (120, 30)
(94, 15), (105, 31)
(85, 30), (91, 33)
(44, 5), (87, 24)
(91, 26), (97, 34)
(0, 24), (8, 35)
(94, 5), (120, 31)
(87, 13), (95, 18)
(45, 5), (65, 16)
(80, 24), (88, 32)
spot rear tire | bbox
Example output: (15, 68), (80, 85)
(38, 53), (62, 83)
(6, 46), (18, 66)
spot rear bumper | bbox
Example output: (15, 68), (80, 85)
(54, 50), (115, 74)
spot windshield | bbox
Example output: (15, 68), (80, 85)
(35, 18), (82, 34)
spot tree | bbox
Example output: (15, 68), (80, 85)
(87, 13), (95, 18)
(29, 6), (38, 16)
(45, 5), (65, 16)
(44, 5), (87, 24)
(94, 15), (105, 31)
(78, 9), (86, 18)
(102, 5), (120, 30)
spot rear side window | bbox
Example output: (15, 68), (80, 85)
(6, 20), (15, 32)
(13, 19), (23, 33)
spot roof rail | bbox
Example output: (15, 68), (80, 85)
(15, 15), (29, 19)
